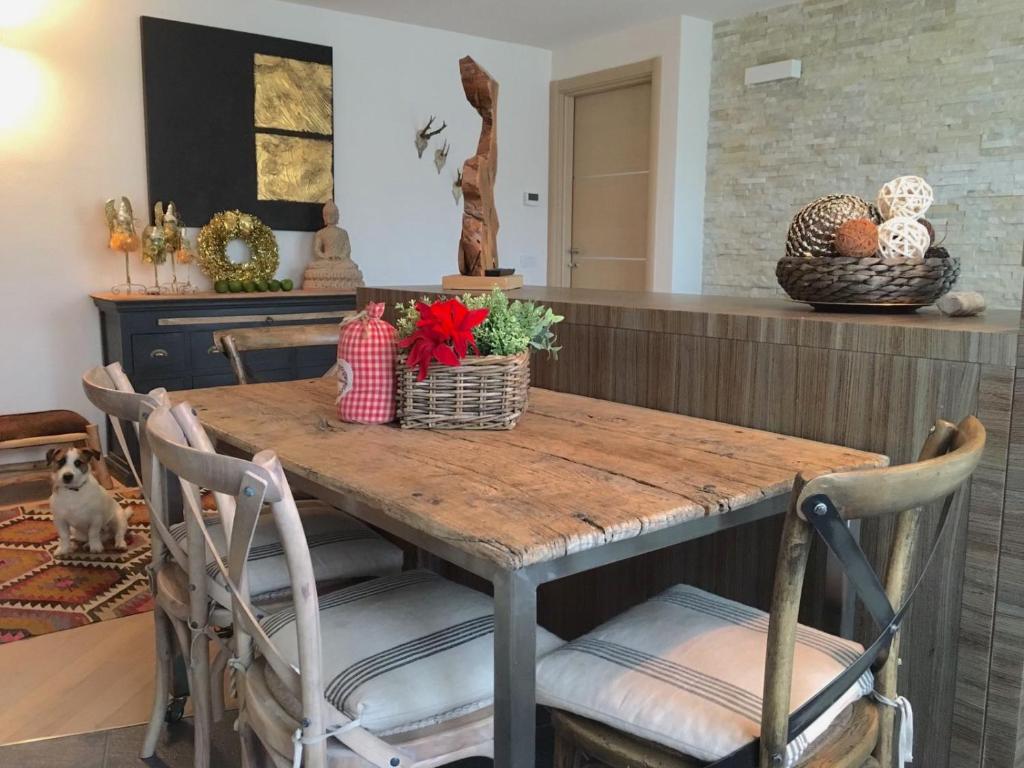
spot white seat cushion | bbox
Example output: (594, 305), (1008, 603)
(170, 500), (403, 599)
(260, 569), (564, 735)
(536, 584), (873, 767)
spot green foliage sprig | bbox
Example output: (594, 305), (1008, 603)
(394, 288), (563, 358)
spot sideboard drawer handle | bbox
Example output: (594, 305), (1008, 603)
(150, 348), (169, 359)
(265, 316), (276, 325)
(207, 345), (221, 355)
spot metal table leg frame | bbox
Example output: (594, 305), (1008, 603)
(493, 569), (538, 768)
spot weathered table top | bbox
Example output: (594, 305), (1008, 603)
(180, 378), (886, 570)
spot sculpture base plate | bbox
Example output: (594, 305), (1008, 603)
(441, 274), (524, 291)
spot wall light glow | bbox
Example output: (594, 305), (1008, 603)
(0, 0), (62, 148)
(0, 46), (49, 142)
(0, 0), (53, 30)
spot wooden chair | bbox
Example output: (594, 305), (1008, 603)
(214, 321), (352, 385)
(80, 366), (190, 755)
(539, 415), (986, 768)
(82, 364), (404, 768)
(143, 400), (564, 768)
(0, 409), (112, 489)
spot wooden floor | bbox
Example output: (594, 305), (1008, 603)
(0, 612), (157, 746)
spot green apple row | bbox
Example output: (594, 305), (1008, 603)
(214, 278), (294, 293)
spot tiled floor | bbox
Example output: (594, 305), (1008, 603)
(0, 717), (553, 767)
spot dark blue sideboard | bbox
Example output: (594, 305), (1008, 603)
(91, 290), (355, 473)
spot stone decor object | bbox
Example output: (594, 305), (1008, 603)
(458, 55), (500, 276)
(877, 175), (934, 220)
(785, 194), (877, 260)
(303, 201), (364, 290)
(937, 291), (986, 317)
(877, 216), (931, 262)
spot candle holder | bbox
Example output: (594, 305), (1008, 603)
(142, 201), (181, 295)
(170, 228), (199, 294)
(146, 262), (172, 295)
(105, 197), (147, 295)
(111, 248), (147, 295)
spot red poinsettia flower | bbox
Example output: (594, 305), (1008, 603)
(399, 298), (489, 380)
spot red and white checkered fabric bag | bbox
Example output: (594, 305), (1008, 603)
(336, 302), (397, 424)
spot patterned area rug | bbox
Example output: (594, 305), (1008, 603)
(0, 484), (153, 644)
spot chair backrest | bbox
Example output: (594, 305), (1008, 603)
(214, 320), (351, 384)
(81, 363), (186, 566)
(143, 401), (408, 768)
(82, 364), (161, 436)
(758, 416), (985, 768)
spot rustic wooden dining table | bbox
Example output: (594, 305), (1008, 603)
(178, 377), (887, 768)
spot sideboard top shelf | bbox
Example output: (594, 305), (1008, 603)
(91, 289), (356, 303)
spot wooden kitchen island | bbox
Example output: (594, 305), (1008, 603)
(361, 286), (1023, 768)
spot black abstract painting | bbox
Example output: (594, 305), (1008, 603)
(140, 17), (334, 232)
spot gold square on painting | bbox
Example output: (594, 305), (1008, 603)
(254, 53), (333, 135)
(255, 134), (333, 203)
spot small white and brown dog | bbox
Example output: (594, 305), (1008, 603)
(47, 447), (128, 555)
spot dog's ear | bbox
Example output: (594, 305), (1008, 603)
(46, 448), (65, 467)
(80, 448), (101, 464)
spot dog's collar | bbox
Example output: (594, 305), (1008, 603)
(56, 480), (87, 493)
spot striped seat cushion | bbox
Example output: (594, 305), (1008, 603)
(536, 584), (872, 767)
(260, 569), (564, 735)
(169, 500), (403, 599)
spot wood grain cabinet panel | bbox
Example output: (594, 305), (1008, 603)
(363, 286), (1024, 768)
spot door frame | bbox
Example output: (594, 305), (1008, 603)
(547, 58), (661, 289)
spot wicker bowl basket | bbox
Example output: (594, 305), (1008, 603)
(396, 350), (530, 430)
(776, 254), (960, 306)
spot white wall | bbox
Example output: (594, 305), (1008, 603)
(0, 0), (551, 433)
(551, 16), (711, 293)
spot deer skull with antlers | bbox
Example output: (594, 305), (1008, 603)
(452, 169), (463, 205)
(415, 115), (447, 158)
(434, 139), (450, 173)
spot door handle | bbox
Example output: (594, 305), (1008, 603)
(568, 247), (580, 269)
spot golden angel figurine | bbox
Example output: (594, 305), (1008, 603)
(142, 201), (181, 294)
(105, 196), (146, 295)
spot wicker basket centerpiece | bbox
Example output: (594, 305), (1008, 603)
(394, 290), (562, 429)
(777, 181), (959, 309)
(397, 350), (530, 429)
(777, 252), (960, 306)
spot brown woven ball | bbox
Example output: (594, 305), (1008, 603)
(785, 195), (876, 259)
(834, 218), (879, 258)
(920, 218), (935, 245)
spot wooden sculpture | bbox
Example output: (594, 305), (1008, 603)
(458, 56), (499, 277)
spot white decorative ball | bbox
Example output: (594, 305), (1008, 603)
(876, 175), (934, 219)
(877, 216), (931, 261)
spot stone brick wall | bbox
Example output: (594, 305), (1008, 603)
(702, 0), (1024, 308)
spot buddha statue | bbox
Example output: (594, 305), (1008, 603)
(302, 201), (365, 290)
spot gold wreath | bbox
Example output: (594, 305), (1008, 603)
(196, 210), (279, 282)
